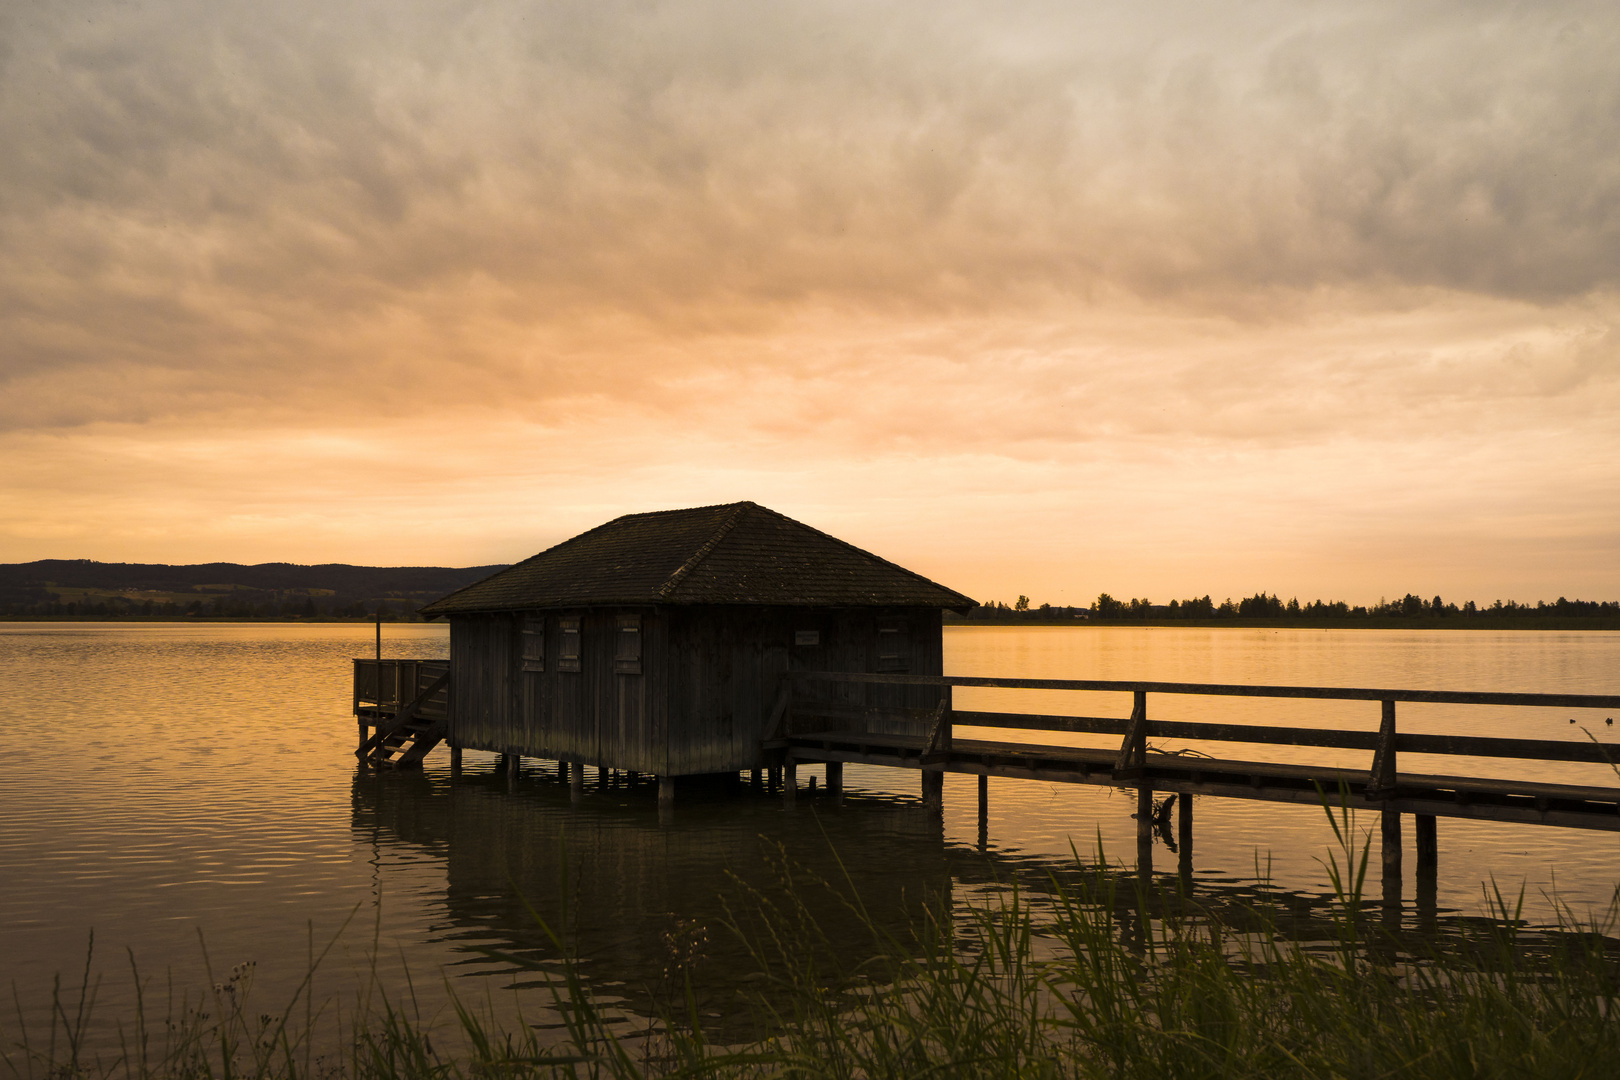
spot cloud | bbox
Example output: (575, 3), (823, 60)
(1, 0), (1616, 597)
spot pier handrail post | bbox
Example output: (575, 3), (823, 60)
(1368, 699), (1398, 797)
(1113, 690), (1149, 780)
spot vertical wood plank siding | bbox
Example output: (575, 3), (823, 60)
(449, 604), (943, 776)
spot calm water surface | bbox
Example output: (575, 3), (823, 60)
(1, 622), (1617, 1049)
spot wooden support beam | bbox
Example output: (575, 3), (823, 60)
(1368, 699), (1398, 797)
(1114, 691), (1148, 780)
(450, 744), (462, 777)
(826, 761), (843, 803)
(751, 767), (763, 793)
(783, 758), (797, 809)
(569, 763), (583, 805)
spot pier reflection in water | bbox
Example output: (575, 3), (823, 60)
(349, 752), (1567, 1045)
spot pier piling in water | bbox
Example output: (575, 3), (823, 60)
(1136, 785), (1154, 878)
(1177, 792), (1194, 884)
(658, 775), (674, 822)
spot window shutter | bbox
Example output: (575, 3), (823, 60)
(521, 617), (545, 672)
(615, 615), (642, 675)
(558, 617), (581, 672)
(877, 619), (908, 673)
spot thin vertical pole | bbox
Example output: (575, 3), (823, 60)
(375, 614), (381, 661)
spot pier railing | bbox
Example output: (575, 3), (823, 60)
(780, 671), (1620, 831)
(353, 659), (450, 721)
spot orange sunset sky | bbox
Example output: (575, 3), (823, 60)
(1, 1), (1616, 607)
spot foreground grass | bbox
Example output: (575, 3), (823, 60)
(8, 812), (1620, 1080)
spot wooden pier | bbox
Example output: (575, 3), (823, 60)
(354, 660), (1620, 882)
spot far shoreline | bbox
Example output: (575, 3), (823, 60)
(1, 614), (1615, 631)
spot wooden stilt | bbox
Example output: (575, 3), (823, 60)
(977, 773), (989, 851)
(1415, 814), (1437, 871)
(751, 767), (763, 793)
(450, 744), (463, 777)
(658, 775), (674, 822)
(1381, 809), (1403, 923)
(1136, 785), (1154, 879)
(783, 758), (797, 808)
(826, 761), (843, 803)
(1177, 791), (1193, 886)
(569, 763), (583, 805)
(1381, 809), (1403, 881)
(922, 770), (944, 813)
(505, 752), (520, 787)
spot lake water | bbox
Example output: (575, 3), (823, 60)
(2, 622), (1617, 1051)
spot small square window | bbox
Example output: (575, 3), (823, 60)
(615, 615), (642, 675)
(558, 617), (581, 672)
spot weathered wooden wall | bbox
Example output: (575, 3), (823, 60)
(450, 608), (667, 773)
(448, 614), (519, 754)
(449, 604), (945, 776)
(666, 605), (946, 773)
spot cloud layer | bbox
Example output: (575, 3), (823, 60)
(1, 0), (1617, 600)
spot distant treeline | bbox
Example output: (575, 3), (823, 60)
(0, 559), (508, 620)
(947, 591), (1620, 628)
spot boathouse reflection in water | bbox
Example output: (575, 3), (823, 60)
(350, 761), (960, 1036)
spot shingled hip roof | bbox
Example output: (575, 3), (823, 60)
(418, 502), (976, 615)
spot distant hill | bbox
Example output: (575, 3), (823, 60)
(0, 559), (510, 619)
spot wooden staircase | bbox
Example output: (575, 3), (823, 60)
(354, 662), (450, 769)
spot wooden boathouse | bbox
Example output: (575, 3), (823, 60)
(392, 502), (972, 802)
(353, 502), (1620, 893)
